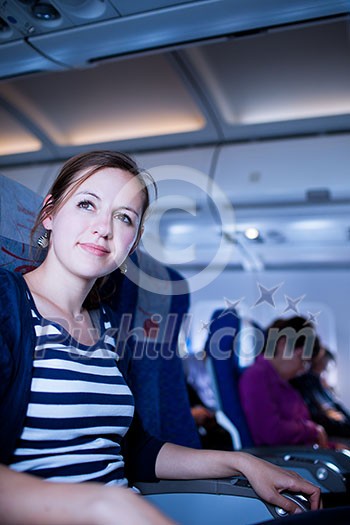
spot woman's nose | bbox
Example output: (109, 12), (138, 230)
(92, 215), (112, 238)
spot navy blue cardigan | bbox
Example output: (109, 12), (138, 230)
(0, 268), (164, 482)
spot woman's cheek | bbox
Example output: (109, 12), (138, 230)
(118, 226), (139, 252)
(127, 231), (138, 251)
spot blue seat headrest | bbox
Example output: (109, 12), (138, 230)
(0, 175), (44, 272)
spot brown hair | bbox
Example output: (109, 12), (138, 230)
(31, 150), (157, 307)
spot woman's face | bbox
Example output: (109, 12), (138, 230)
(43, 167), (145, 282)
(276, 341), (309, 380)
(287, 347), (309, 378)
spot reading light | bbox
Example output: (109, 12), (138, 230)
(32, 2), (60, 20)
(244, 227), (260, 241)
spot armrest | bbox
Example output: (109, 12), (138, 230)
(242, 446), (349, 508)
(244, 445), (350, 474)
(135, 477), (310, 525)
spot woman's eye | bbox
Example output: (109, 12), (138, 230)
(77, 200), (94, 210)
(115, 212), (132, 225)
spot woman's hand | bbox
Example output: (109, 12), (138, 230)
(234, 452), (321, 514)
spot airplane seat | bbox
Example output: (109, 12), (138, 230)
(204, 309), (350, 504)
(105, 250), (201, 448)
(204, 307), (254, 448)
(158, 266), (200, 445)
(0, 174), (44, 272)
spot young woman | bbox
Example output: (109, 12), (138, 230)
(0, 151), (320, 524)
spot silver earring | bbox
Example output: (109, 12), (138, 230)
(37, 231), (49, 249)
(119, 262), (127, 274)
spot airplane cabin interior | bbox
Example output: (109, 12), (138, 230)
(1, 1), (350, 523)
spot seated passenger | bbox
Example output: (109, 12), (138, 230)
(291, 347), (350, 439)
(238, 316), (329, 447)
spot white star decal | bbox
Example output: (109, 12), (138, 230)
(199, 320), (211, 332)
(253, 282), (283, 308)
(306, 311), (322, 325)
(217, 296), (245, 318)
(283, 294), (306, 314)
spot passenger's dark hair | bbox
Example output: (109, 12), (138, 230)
(311, 346), (335, 372)
(31, 150), (157, 307)
(263, 315), (320, 359)
(323, 347), (335, 362)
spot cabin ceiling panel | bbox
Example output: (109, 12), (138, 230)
(0, 1), (350, 166)
(0, 54), (220, 161)
(135, 146), (216, 187)
(155, 201), (350, 269)
(182, 18), (350, 139)
(253, 244), (350, 268)
(0, 105), (42, 155)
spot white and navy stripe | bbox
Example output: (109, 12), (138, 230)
(10, 290), (134, 486)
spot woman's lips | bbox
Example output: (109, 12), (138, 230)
(79, 243), (110, 256)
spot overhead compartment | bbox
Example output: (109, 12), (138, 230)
(26, 3), (229, 67)
(213, 134), (350, 205)
(135, 146), (216, 210)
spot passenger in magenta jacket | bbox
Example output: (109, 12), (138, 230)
(239, 316), (328, 447)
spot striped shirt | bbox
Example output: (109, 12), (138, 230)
(9, 288), (134, 485)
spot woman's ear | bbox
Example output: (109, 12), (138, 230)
(42, 194), (54, 230)
(129, 224), (144, 255)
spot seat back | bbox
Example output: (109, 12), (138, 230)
(103, 251), (201, 448)
(158, 267), (200, 446)
(204, 308), (254, 448)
